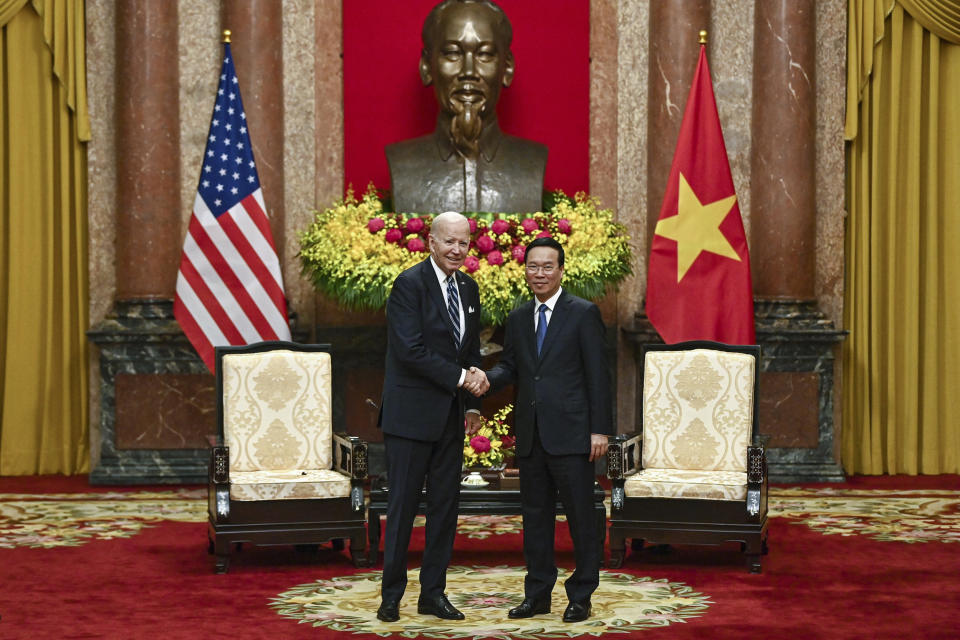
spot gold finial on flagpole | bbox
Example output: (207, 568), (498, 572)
(699, 30), (708, 45)
(222, 29), (232, 43)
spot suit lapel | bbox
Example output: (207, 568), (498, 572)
(537, 291), (571, 363)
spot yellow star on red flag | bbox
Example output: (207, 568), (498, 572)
(654, 172), (740, 282)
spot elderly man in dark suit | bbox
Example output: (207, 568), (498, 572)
(484, 236), (612, 623)
(376, 211), (489, 623)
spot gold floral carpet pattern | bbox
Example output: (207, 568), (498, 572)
(2, 486), (959, 549)
(270, 565), (710, 638)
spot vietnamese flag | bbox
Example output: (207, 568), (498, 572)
(645, 45), (755, 345)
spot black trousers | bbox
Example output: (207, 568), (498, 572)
(380, 401), (463, 603)
(518, 425), (600, 604)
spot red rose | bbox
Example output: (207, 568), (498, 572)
(476, 235), (495, 254)
(406, 217), (425, 234)
(470, 435), (492, 453)
(557, 218), (572, 234)
(406, 238), (425, 253)
(367, 217), (385, 233)
(521, 218), (539, 233)
(511, 245), (526, 263)
(468, 218), (478, 234)
(501, 435), (515, 449)
(486, 250), (504, 266)
(464, 256), (480, 273)
(385, 228), (402, 244)
(491, 219), (510, 235)
(536, 231), (552, 239)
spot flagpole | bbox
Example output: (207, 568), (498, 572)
(699, 29), (707, 45)
(222, 29), (231, 43)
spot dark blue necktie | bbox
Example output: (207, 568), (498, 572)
(446, 276), (461, 346)
(536, 303), (548, 355)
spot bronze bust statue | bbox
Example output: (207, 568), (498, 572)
(386, 0), (547, 214)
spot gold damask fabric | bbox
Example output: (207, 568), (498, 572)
(642, 349), (755, 473)
(229, 469), (351, 501)
(222, 350), (333, 473)
(624, 468), (748, 501)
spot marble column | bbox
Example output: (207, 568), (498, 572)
(645, 0), (710, 247)
(115, 0), (181, 299)
(750, 0), (816, 299)
(748, 0), (845, 482)
(221, 0), (286, 255)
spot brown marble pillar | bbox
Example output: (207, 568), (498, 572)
(750, 0), (817, 299)
(221, 0), (286, 256)
(646, 0), (710, 247)
(115, 1), (181, 299)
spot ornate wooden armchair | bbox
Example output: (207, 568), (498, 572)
(607, 341), (769, 572)
(207, 341), (368, 573)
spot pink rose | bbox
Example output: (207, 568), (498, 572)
(486, 250), (504, 266)
(476, 235), (495, 254)
(464, 255), (480, 273)
(406, 238), (425, 253)
(511, 245), (526, 263)
(385, 228), (402, 244)
(521, 218), (539, 233)
(557, 218), (572, 234)
(367, 217), (385, 233)
(491, 219), (510, 235)
(405, 217), (425, 234)
(536, 231), (552, 239)
(470, 435), (492, 453)
(468, 218), (478, 234)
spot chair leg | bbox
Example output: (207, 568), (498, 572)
(350, 532), (368, 568)
(608, 530), (626, 568)
(747, 553), (762, 573)
(215, 553), (230, 574)
(331, 538), (345, 551)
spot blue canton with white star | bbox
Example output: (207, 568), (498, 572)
(197, 44), (260, 218)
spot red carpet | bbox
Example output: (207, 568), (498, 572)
(1, 475), (958, 639)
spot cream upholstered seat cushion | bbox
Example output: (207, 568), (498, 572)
(229, 469), (351, 501)
(221, 350), (338, 501)
(624, 468), (748, 500)
(642, 349), (756, 473)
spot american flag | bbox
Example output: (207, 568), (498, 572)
(174, 42), (291, 372)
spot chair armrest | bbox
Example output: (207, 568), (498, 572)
(746, 446), (767, 518)
(333, 432), (368, 480)
(606, 432), (642, 480)
(210, 446), (230, 484)
(209, 446), (231, 520)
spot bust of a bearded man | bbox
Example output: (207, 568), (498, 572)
(386, 0), (548, 214)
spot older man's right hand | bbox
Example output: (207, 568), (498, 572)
(464, 367), (489, 397)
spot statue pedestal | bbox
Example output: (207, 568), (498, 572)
(624, 300), (847, 483)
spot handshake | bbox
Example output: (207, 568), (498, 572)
(462, 366), (489, 397)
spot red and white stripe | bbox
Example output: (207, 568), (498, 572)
(174, 189), (290, 371)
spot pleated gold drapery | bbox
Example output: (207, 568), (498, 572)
(0, 0), (89, 474)
(844, 0), (960, 474)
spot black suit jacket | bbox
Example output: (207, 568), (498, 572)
(378, 258), (482, 442)
(487, 291), (613, 456)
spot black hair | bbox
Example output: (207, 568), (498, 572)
(524, 237), (565, 267)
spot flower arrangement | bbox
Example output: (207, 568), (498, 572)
(463, 404), (515, 469)
(298, 186), (633, 326)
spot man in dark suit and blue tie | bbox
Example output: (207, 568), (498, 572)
(484, 236), (612, 623)
(376, 211), (490, 623)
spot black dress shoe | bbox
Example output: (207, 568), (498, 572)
(417, 594), (465, 620)
(508, 597), (551, 619)
(376, 601), (400, 622)
(562, 601), (591, 623)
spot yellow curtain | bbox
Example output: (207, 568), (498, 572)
(0, 0), (89, 474)
(844, 1), (960, 474)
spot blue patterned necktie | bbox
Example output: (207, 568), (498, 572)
(446, 276), (461, 346)
(536, 303), (548, 355)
